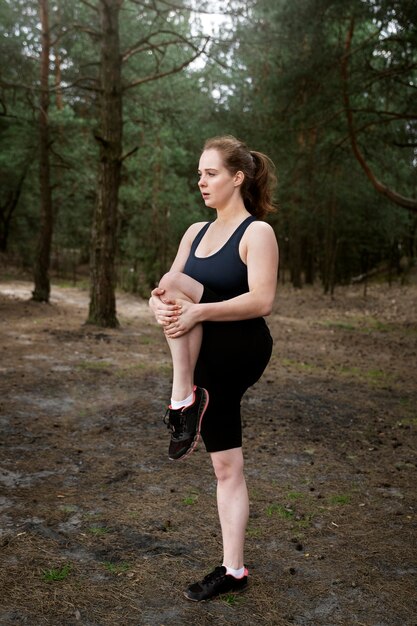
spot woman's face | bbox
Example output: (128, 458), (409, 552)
(198, 149), (238, 210)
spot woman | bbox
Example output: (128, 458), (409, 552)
(149, 135), (279, 601)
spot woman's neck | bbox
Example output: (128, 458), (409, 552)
(214, 202), (250, 225)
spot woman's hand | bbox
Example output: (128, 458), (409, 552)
(149, 287), (181, 327)
(163, 299), (199, 338)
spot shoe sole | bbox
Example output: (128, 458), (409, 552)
(169, 387), (209, 461)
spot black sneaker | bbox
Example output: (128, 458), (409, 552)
(184, 566), (249, 602)
(163, 386), (208, 461)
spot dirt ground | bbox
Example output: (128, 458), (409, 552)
(0, 276), (416, 626)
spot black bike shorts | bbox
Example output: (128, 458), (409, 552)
(194, 286), (273, 453)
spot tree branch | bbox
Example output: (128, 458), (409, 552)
(128, 0), (247, 18)
(350, 108), (417, 120)
(341, 16), (417, 214)
(74, 23), (101, 39)
(79, 0), (99, 11)
(123, 37), (189, 63)
(123, 37), (209, 90)
(122, 30), (202, 62)
(121, 146), (139, 162)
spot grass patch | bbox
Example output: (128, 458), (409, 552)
(365, 369), (387, 381)
(397, 417), (417, 427)
(296, 513), (316, 529)
(329, 494), (351, 505)
(183, 491), (199, 506)
(221, 593), (245, 606)
(320, 317), (404, 335)
(338, 365), (389, 386)
(54, 278), (89, 290)
(287, 491), (304, 500)
(281, 358), (318, 372)
(88, 525), (110, 536)
(76, 360), (113, 371)
(103, 561), (130, 575)
(366, 320), (392, 333)
(140, 336), (154, 345)
(59, 504), (78, 513)
(115, 363), (147, 377)
(266, 503), (294, 519)
(42, 564), (71, 582)
(321, 321), (357, 331)
(246, 526), (261, 538)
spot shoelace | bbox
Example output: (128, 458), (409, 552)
(163, 408), (186, 434)
(201, 567), (226, 585)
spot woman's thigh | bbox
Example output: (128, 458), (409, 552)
(195, 319), (273, 453)
(159, 271), (204, 303)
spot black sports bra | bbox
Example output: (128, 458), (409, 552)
(183, 216), (256, 299)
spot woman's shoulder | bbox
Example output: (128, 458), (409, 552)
(246, 219), (276, 238)
(189, 220), (210, 230)
(243, 220), (278, 253)
(184, 220), (209, 239)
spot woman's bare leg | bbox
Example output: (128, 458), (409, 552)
(210, 448), (248, 569)
(158, 271), (204, 402)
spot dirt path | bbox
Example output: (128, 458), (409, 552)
(0, 279), (416, 626)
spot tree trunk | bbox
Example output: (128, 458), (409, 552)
(289, 203), (302, 288)
(323, 192), (337, 295)
(303, 236), (315, 285)
(148, 134), (170, 286)
(87, 0), (123, 327)
(54, 0), (64, 111)
(32, 0), (53, 303)
(0, 162), (29, 252)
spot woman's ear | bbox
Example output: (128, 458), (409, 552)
(233, 170), (244, 187)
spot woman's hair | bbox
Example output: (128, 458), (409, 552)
(203, 135), (277, 219)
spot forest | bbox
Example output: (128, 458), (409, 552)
(1, 2), (417, 625)
(1, 0), (416, 326)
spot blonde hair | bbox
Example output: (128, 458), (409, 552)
(203, 135), (277, 219)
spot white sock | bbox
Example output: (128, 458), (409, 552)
(223, 565), (245, 579)
(170, 391), (194, 410)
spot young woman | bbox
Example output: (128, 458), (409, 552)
(149, 135), (279, 601)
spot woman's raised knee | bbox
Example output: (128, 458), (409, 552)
(159, 271), (203, 303)
(158, 271), (184, 291)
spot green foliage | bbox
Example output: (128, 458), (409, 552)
(222, 0), (417, 288)
(1, 0), (415, 291)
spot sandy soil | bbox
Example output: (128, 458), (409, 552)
(0, 278), (416, 626)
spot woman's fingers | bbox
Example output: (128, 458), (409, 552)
(158, 317), (178, 326)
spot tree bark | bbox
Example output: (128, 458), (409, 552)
(87, 0), (123, 327)
(54, 0), (64, 111)
(32, 0), (53, 302)
(289, 203), (302, 289)
(0, 162), (29, 252)
(323, 188), (338, 295)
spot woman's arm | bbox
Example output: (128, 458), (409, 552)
(165, 222), (278, 336)
(169, 222), (207, 273)
(148, 222), (207, 320)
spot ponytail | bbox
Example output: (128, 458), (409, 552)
(244, 151), (277, 219)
